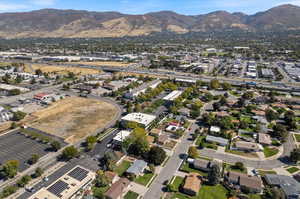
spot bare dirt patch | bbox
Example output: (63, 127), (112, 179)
(24, 64), (102, 75)
(25, 97), (118, 144)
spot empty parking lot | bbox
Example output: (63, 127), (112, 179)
(0, 129), (65, 172)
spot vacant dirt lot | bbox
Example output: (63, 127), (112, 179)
(76, 61), (131, 67)
(24, 64), (102, 75)
(26, 97), (118, 143)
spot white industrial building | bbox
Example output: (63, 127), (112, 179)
(121, 112), (156, 129)
(163, 90), (183, 101)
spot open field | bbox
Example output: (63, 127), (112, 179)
(76, 61), (132, 67)
(25, 97), (118, 143)
(24, 64), (102, 75)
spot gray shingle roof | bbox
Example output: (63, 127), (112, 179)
(126, 160), (147, 175)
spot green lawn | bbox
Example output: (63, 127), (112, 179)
(114, 160), (131, 176)
(195, 136), (205, 146)
(92, 186), (109, 198)
(134, 172), (155, 186)
(124, 191), (139, 199)
(248, 194), (262, 199)
(226, 164), (247, 173)
(202, 142), (218, 150)
(294, 134), (300, 142)
(180, 162), (208, 176)
(198, 185), (228, 199)
(170, 184), (228, 199)
(258, 170), (277, 176)
(263, 147), (279, 158)
(286, 167), (300, 174)
(171, 176), (184, 192)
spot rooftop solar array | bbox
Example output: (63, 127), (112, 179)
(47, 180), (69, 197)
(67, 167), (89, 182)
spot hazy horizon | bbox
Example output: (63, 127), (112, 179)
(0, 0), (299, 15)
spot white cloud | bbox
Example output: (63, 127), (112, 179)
(30, 0), (57, 6)
(0, 2), (28, 11)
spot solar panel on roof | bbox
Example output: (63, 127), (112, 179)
(47, 180), (69, 197)
(67, 167), (89, 182)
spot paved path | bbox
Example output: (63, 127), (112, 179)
(143, 122), (197, 199)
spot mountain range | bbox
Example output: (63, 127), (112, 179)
(0, 4), (300, 38)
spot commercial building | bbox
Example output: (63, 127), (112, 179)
(29, 166), (95, 199)
(121, 112), (156, 129)
(261, 68), (274, 79)
(163, 90), (183, 101)
(0, 84), (30, 93)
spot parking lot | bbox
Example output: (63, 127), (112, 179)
(0, 129), (65, 172)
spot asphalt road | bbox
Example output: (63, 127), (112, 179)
(143, 122), (197, 199)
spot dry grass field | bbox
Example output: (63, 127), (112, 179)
(76, 61), (131, 67)
(24, 64), (102, 75)
(0, 122), (12, 135)
(25, 97), (118, 143)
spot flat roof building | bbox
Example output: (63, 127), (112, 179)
(29, 166), (95, 199)
(121, 112), (156, 128)
(163, 90), (183, 101)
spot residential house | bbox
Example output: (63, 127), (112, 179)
(206, 135), (229, 146)
(182, 173), (202, 196)
(210, 126), (221, 134)
(258, 133), (272, 146)
(157, 134), (168, 145)
(126, 160), (147, 176)
(150, 128), (161, 137)
(225, 171), (263, 193)
(193, 159), (210, 172)
(251, 110), (265, 117)
(234, 141), (261, 152)
(104, 178), (130, 199)
(178, 108), (190, 117)
(105, 171), (118, 184)
(264, 174), (300, 199)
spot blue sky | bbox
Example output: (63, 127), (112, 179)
(0, 0), (299, 14)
